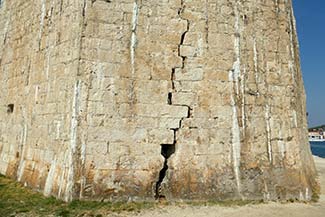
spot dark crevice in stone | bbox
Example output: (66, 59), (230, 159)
(167, 92), (172, 105)
(186, 105), (191, 118)
(161, 144), (176, 160)
(171, 68), (175, 89)
(180, 31), (187, 45)
(7, 104), (14, 114)
(155, 0), (191, 201)
(155, 144), (175, 200)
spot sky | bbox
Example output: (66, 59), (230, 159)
(293, 1), (325, 127)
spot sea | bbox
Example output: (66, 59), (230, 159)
(310, 142), (325, 158)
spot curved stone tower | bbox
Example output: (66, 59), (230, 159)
(0, 0), (319, 201)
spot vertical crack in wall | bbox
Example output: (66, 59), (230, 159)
(155, 144), (175, 200)
(228, 1), (242, 198)
(155, 0), (191, 200)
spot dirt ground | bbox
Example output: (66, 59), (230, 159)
(110, 156), (325, 217)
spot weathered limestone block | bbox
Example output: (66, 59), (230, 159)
(0, 0), (319, 202)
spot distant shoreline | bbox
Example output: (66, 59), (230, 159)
(310, 142), (325, 158)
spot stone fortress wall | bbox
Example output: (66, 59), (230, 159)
(0, 0), (319, 202)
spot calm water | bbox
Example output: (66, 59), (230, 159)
(310, 142), (325, 158)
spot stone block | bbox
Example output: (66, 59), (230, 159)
(159, 118), (181, 129)
(172, 92), (197, 106)
(180, 45), (197, 57)
(174, 67), (204, 81)
(160, 105), (189, 118)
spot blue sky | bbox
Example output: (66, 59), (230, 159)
(293, 1), (325, 127)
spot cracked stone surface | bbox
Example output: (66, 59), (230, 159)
(0, 0), (319, 202)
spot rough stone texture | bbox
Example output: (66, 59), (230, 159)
(0, 0), (319, 202)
